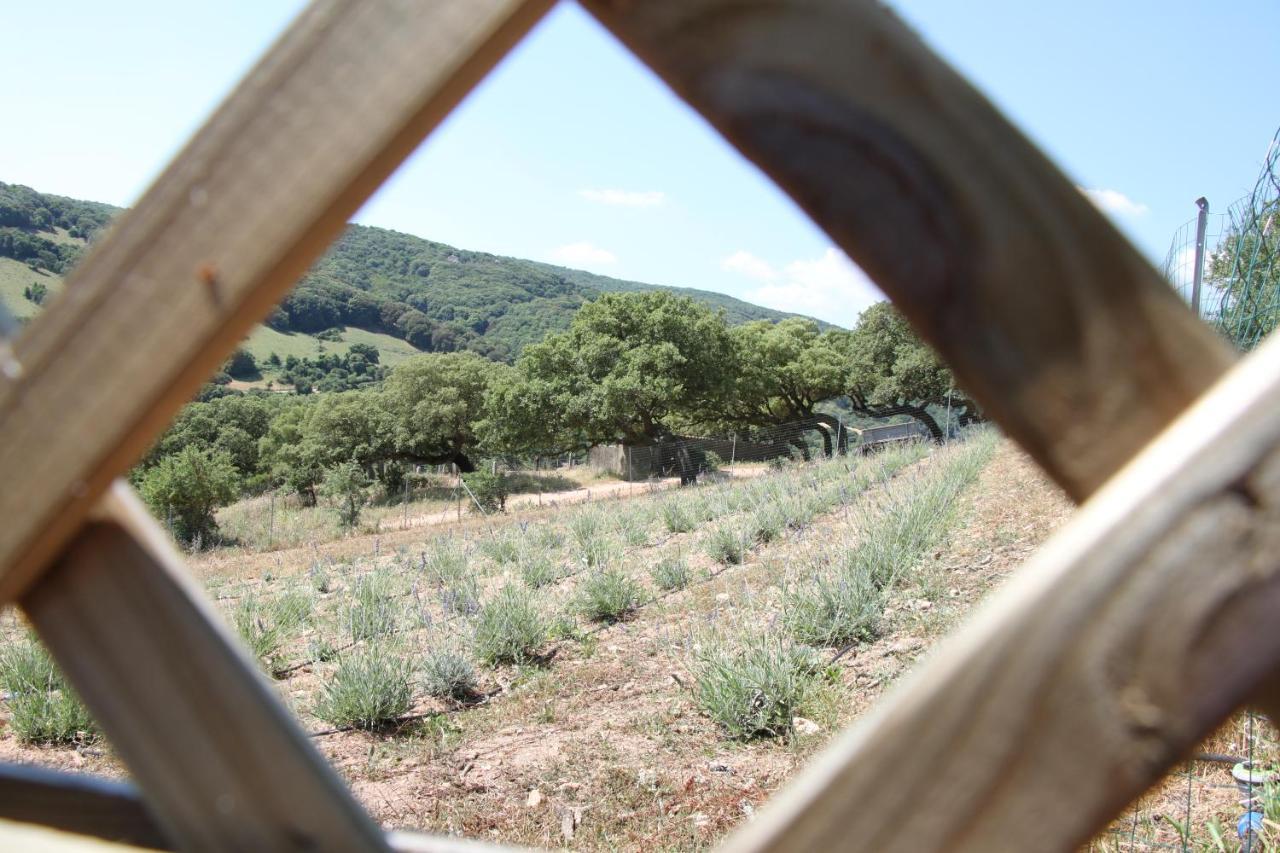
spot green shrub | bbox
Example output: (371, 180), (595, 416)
(348, 572), (399, 642)
(577, 567), (643, 623)
(314, 646), (413, 729)
(0, 638), (60, 695)
(569, 510), (604, 547)
(783, 567), (883, 647)
(319, 461), (370, 530)
(660, 501), (696, 534)
(519, 553), (562, 589)
(8, 690), (97, 745)
(232, 588), (314, 662)
(479, 530), (521, 564)
(693, 634), (822, 740)
(751, 503), (787, 544)
(0, 639), (96, 745)
(704, 524), (746, 565)
(139, 446), (239, 546)
(423, 541), (469, 587)
(473, 585), (546, 665)
(650, 556), (692, 591)
(422, 646), (478, 700)
(462, 469), (509, 513)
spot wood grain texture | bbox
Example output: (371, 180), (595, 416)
(581, 0), (1236, 502)
(717, 332), (1280, 852)
(21, 483), (389, 852)
(0, 0), (552, 603)
(0, 818), (145, 852)
(0, 764), (168, 850)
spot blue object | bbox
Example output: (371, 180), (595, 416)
(1238, 811), (1264, 838)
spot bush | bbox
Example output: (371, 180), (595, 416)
(0, 639), (96, 745)
(693, 634), (822, 740)
(423, 540), (469, 587)
(0, 638), (60, 695)
(479, 529), (521, 564)
(233, 589), (314, 675)
(462, 469), (508, 514)
(650, 556), (691, 591)
(320, 461), (370, 530)
(314, 646), (413, 729)
(223, 348), (259, 380)
(139, 446), (240, 546)
(577, 567), (643, 623)
(519, 553), (562, 589)
(421, 646), (478, 700)
(783, 567), (883, 647)
(348, 572), (399, 642)
(704, 523), (746, 565)
(660, 501), (695, 534)
(473, 585), (546, 665)
(751, 503), (787, 544)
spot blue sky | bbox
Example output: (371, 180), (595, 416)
(3, 1), (1277, 327)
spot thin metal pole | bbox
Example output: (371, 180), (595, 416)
(268, 490), (275, 547)
(1191, 196), (1210, 318)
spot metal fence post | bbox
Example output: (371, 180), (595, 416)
(1191, 196), (1210, 319)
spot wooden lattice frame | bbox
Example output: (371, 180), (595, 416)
(1, 1), (1275, 850)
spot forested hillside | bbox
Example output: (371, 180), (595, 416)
(0, 181), (813, 363)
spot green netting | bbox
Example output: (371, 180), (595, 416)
(1164, 127), (1280, 351)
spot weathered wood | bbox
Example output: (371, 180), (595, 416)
(582, 0), (1236, 503)
(718, 332), (1280, 852)
(0, 764), (168, 850)
(0, 0), (552, 603)
(0, 818), (144, 852)
(0, 764), (516, 853)
(21, 483), (389, 852)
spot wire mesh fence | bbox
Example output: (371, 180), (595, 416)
(1096, 712), (1279, 852)
(1164, 126), (1280, 351)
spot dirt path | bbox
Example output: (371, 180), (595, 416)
(387, 465), (770, 533)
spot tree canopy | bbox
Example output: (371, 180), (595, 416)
(840, 302), (980, 440)
(382, 351), (508, 472)
(483, 291), (735, 451)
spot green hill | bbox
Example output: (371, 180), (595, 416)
(0, 180), (823, 365)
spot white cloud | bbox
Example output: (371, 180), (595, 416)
(549, 241), (618, 267)
(720, 250), (777, 282)
(1080, 187), (1150, 217)
(578, 188), (666, 208)
(728, 247), (883, 328)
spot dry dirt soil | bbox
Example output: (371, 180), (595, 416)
(1, 441), (1271, 851)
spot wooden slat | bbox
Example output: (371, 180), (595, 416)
(21, 483), (389, 852)
(716, 331), (1280, 851)
(0, 818), (144, 852)
(0, 0), (552, 603)
(0, 764), (168, 850)
(0, 764), (516, 853)
(581, 0), (1236, 502)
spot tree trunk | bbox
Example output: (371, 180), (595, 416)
(452, 452), (476, 474)
(811, 413), (849, 455)
(908, 406), (944, 442)
(814, 423), (833, 458)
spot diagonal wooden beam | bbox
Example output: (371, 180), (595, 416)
(23, 483), (390, 851)
(0, 763), (168, 850)
(0, 0), (553, 603)
(0, 762), (513, 853)
(581, 0), (1236, 503)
